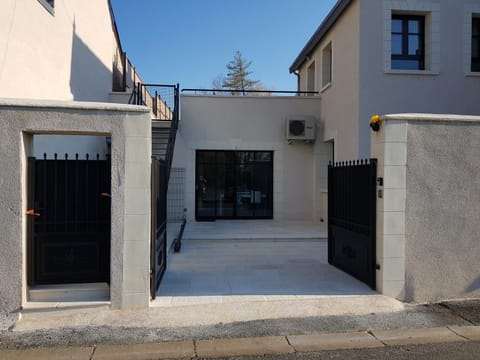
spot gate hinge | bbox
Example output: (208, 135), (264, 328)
(376, 264), (381, 270)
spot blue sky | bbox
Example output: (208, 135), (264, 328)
(110, 0), (337, 91)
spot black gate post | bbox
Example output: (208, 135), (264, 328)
(150, 157), (168, 299)
(27, 157), (36, 286)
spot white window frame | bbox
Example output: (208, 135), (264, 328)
(321, 42), (333, 91)
(38, 0), (54, 15)
(464, 5), (480, 76)
(384, 1), (440, 75)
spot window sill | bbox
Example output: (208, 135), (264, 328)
(37, 0), (55, 15)
(385, 69), (439, 76)
(465, 72), (480, 77)
(320, 82), (332, 93)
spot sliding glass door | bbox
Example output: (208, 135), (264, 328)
(195, 150), (273, 220)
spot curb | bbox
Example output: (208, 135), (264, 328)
(1, 326), (479, 359)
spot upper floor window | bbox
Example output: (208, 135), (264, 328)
(38, 0), (54, 14)
(307, 61), (315, 94)
(472, 17), (480, 72)
(322, 42), (332, 88)
(391, 15), (425, 70)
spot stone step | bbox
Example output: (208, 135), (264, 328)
(28, 282), (109, 302)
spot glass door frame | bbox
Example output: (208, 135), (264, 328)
(195, 150), (274, 221)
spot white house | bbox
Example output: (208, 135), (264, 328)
(1, 0), (479, 320)
(290, 0), (480, 161)
(0, 0), (162, 157)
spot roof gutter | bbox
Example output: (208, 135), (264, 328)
(289, 0), (353, 73)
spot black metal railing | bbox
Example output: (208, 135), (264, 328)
(181, 88), (319, 96)
(150, 157), (167, 299)
(27, 153), (111, 285)
(328, 159), (377, 289)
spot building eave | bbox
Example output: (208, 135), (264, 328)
(289, 0), (353, 73)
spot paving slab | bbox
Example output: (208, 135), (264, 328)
(287, 331), (384, 352)
(0, 346), (93, 360)
(372, 327), (466, 346)
(93, 340), (194, 359)
(195, 335), (294, 358)
(449, 326), (480, 341)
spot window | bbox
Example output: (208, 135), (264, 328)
(391, 15), (425, 70)
(322, 42), (332, 88)
(38, 0), (54, 14)
(472, 17), (480, 72)
(307, 62), (315, 94)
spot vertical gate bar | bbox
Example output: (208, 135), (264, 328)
(328, 162), (332, 263)
(27, 157), (36, 285)
(96, 154), (100, 232)
(75, 154), (79, 232)
(43, 153), (47, 232)
(86, 153), (89, 232)
(369, 159), (377, 289)
(65, 154), (68, 232)
(54, 153), (57, 233)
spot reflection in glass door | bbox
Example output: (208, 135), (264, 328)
(195, 150), (273, 220)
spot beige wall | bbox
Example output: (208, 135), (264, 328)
(174, 95), (323, 222)
(359, 0), (480, 158)
(0, 0), (115, 102)
(0, 99), (152, 314)
(372, 114), (480, 302)
(297, 0), (480, 160)
(298, 0), (360, 162)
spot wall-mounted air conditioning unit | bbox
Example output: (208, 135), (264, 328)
(286, 116), (315, 141)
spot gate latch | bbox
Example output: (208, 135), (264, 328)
(26, 209), (41, 217)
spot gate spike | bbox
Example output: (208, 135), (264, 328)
(86, 153), (89, 160)
(75, 153), (79, 160)
(65, 153), (68, 160)
(43, 153), (47, 160)
(54, 153), (57, 160)
(96, 153), (100, 160)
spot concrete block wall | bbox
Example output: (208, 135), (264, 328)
(371, 119), (407, 300)
(372, 113), (480, 302)
(0, 99), (152, 314)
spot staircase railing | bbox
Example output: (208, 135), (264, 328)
(133, 83), (185, 253)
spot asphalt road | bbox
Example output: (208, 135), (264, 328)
(206, 342), (480, 360)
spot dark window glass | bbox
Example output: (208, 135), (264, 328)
(391, 15), (425, 70)
(196, 150), (273, 220)
(472, 18), (480, 72)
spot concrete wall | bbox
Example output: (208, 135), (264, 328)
(0, 99), (152, 315)
(359, 0), (480, 158)
(298, 0), (360, 162)
(173, 95), (323, 222)
(0, 0), (115, 102)
(372, 114), (480, 302)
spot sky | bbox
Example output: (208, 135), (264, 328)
(110, 0), (338, 91)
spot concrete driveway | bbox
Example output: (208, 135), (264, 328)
(154, 220), (376, 307)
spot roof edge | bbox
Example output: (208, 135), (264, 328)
(289, 0), (353, 73)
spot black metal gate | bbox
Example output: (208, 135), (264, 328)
(150, 157), (167, 299)
(328, 159), (377, 289)
(27, 154), (111, 285)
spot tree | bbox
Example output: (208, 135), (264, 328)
(222, 51), (260, 95)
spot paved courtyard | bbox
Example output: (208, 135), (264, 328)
(155, 221), (375, 306)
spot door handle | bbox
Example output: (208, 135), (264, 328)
(26, 209), (41, 217)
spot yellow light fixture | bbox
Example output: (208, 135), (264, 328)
(370, 114), (381, 132)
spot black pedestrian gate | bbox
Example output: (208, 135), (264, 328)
(150, 157), (167, 299)
(328, 159), (377, 289)
(27, 154), (111, 285)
